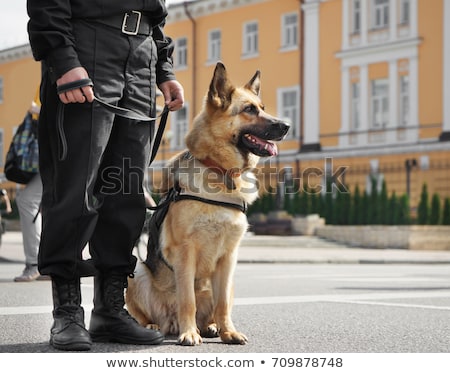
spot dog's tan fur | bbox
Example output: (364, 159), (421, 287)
(126, 62), (289, 346)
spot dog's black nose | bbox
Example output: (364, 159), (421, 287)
(275, 121), (290, 136)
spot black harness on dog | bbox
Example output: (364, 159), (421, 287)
(143, 184), (247, 274)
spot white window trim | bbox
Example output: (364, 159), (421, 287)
(352, 0), (361, 34)
(241, 20), (259, 59)
(370, 79), (389, 129)
(207, 29), (221, 64)
(351, 82), (360, 130)
(170, 104), (189, 150)
(175, 37), (188, 70)
(371, 0), (389, 30)
(400, 0), (410, 25)
(399, 75), (410, 127)
(280, 12), (298, 52)
(277, 85), (300, 140)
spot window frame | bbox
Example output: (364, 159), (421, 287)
(370, 79), (389, 129)
(281, 12), (298, 50)
(242, 20), (259, 58)
(372, 0), (389, 30)
(175, 37), (188, 69)
(277, 86), (300, 140)
(207, 29), (221, 63)
(171, 105), (189, 150)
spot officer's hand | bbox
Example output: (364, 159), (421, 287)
(158, 80), (184, 111)
(56, 67), (95, 104)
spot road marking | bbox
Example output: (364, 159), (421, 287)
(2, 290), (449, 316)
(326, 299), (450, 311)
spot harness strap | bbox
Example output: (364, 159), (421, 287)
(175, 191), (248, 213)
(56, 78), (169, 162)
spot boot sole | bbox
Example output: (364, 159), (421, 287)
(50, 338), (92, 351)
(90, 332), (164, 345)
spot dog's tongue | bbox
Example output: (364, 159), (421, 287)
(254, 136), (278, 156)
(264, 141), (278, 156)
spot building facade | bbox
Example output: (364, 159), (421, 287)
(1, 0), (449, 213)
(299, 0), (450, 210)
(162, 0), (450, 211)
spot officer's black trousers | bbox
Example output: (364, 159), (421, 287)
(38, 20), (157, 279)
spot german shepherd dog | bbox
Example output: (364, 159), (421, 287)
(126, 62), (289, 346)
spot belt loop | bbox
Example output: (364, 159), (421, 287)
(122, 11), (142, 35)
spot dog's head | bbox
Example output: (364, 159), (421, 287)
(186, 62), (290, 171)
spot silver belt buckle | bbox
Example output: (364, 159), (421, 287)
(122, 11), (141, 35)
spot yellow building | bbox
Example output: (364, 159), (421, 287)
(162, 0), (450, 211)
(1, 0), (449, 213)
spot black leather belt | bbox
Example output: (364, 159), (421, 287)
(91, 11), (152, 36)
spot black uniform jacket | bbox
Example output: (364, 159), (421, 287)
(27, 0), (175, 84)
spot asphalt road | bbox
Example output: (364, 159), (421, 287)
(1, 261), (449, 354)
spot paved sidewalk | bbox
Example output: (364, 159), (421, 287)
(2, 230), (450, 265)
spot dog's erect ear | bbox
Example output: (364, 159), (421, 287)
(207, 62), (235, 109)
(244, 70), (261, 96)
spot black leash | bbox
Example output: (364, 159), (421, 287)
(56, 78), (169, 163)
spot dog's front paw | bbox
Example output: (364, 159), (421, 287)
(220, 331), (248, 345)
(178, 330), (203, 346)
(201, 323), (219, 338)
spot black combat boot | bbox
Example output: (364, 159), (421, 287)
(50, 276), (92, 351)
(89, 272), (164, 345)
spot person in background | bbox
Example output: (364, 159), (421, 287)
(0, 188), (13, 233)
(13, 100), (44, 282)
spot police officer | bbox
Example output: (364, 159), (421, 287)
(27, 0), (184, 351)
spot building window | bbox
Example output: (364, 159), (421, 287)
(371, 79), (389, 129)
(242, 21), (259, 57)
(207, 29), (221, 62)
(281, 13), (298, 49)
(278, 87), (300, 139)
(171, 106), (188, 150)
(175, 37), (187, 69)
(400, 0), (410, 24)
(399, 75), (409, 127)
(351, 82), (360, 130)
(352, 0), (361, 34)
(372, 0), (389, 29)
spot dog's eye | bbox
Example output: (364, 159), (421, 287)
(243, 104), (258, 115)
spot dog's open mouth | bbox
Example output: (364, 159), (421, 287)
(241, 133), (278, 157)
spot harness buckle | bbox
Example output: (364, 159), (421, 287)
(121, 11), (142, 35)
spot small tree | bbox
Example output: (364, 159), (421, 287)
(361, 191), (369, 225)
(379, 179), (388, 224)
(299, 186), (310, 216)
(398, 194), (411, 225)
(366, 176), (379, 224)
(350, 185), (361, 225)
(429, 193), (441, 225)
(290, 187), (301, 216)
(417, 183), (429, 224)
(442, 198), (450, 225)
(309, 187), (320, 215)
(387, 191), (399, 225)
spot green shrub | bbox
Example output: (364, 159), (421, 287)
(430, 193), (441, 225)
(442, 198), (450, 225)
(417, 183), (429, 224)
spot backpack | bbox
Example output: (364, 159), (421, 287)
(4, 112), (39, 184)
